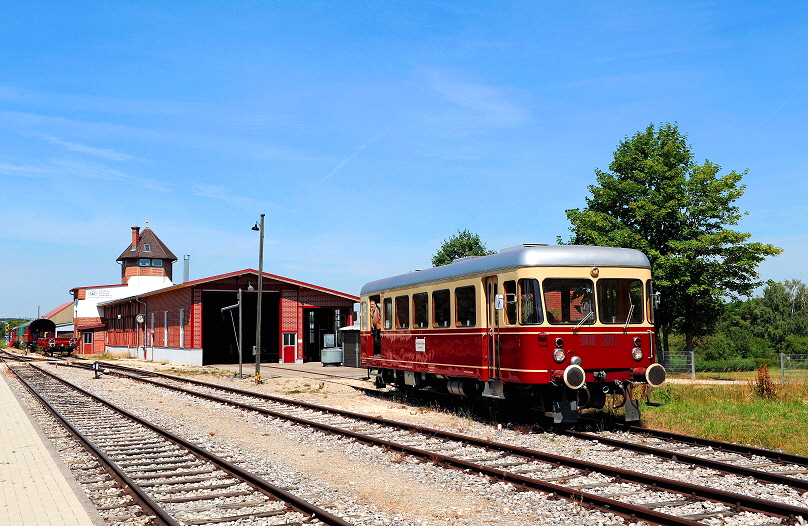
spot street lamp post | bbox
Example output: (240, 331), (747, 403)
(252, 214), (265, 383)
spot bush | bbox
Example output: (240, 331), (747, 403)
(695, 358), (758, 372)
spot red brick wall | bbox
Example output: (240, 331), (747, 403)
(123, 264), (173, 283)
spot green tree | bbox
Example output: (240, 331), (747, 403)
(562, 122), (782, 361)
(432, 229), (495, 267)
(752, 279), (808, 348)
(1, 318), (27, 348)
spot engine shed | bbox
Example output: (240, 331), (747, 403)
(99, 269), (358, 366)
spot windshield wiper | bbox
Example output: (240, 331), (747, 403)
(574, 310), (594, 332)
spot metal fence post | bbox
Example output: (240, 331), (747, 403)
(690, 350), (695, 379)
(781, 353), (786, 385)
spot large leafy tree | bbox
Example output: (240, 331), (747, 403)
(432, 229), (495, 267)
(562, 123), (781, 361)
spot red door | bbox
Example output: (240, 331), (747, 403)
(81, 331), (93, 354)
(282, 332), (297, 363)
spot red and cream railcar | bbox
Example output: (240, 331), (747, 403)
(359, 244), (666, 423)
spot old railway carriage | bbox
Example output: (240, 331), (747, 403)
(359, 244), (666, 423)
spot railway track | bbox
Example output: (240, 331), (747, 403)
(64, 361), (808, 525)
(4, 362), (351, 526)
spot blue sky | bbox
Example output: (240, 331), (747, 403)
(2, 1), (806, 317)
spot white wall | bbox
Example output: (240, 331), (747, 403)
(75, 276), (174, 319)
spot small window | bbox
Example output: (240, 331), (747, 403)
(139, 259), (151, 267)
(503, 281), (517, 324)
(413, 292), (428, 328)
(433, 289), (450, 328)
(455, 286), (476, 327)
(383, 298), (393, 330)
(283, 333), (297, 346)
(598, 279), (644, 324)
(518, 278), (543, 324)
(646, 280), (655, 323)
(144, 244), (151, 252)
(130, 245), (136, 251)
(151, 259), (163, 267)
(543, 279), (594, 325)
(395, 295), (409, 329)
(361, 301), (368, 330)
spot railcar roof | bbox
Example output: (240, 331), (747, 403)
(360, 244), (650, 296)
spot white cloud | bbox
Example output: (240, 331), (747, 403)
(37, 134), (143, 162)
(426, 71), (529, 136)
(191, 183), (287, 211)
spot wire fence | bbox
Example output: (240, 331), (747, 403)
(657, 349), (808, 383)
(779, 353), (808, 384)
(658, 348), (695, 378)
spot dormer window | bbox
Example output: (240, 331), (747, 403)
(151, 259), (163, 267)
(130, 245), (136, 251)
(139, 259), (151, 267)
(144, 244), (151, 252)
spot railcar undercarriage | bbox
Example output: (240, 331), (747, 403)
(369, 363), (666, 424)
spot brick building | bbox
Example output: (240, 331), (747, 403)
(100, 270), (357, 366)
(72, 223), (176, 354)
(71, 223), (358, 365)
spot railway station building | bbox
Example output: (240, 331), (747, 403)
(71, 224), (358, 366)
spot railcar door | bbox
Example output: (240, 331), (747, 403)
(484, 276), (501, 380)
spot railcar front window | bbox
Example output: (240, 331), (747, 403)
(455, 286), (476, 327)
(597, 279), (643, 324)
(542, 279), (594, 325)
(433, 289), (450, 327)
(383, 298), (393, 330)
(518, 278), (544, 324)
(413, 292), (428, 328)
(395, 295), (409, 329)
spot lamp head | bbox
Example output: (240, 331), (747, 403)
(251, 223), (260, 231)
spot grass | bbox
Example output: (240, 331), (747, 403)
(639, 375), (808, 456)
(668, 369), (808, 382)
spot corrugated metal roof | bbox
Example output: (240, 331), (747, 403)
(360, 244), (650, 296)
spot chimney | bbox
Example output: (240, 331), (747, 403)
(131, 226), (140, 248)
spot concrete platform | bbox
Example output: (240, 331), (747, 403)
(0, 368), (102, 526)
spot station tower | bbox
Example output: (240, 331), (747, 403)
(116, 221), (178, 284)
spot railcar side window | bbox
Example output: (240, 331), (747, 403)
(503, 281), (517, 324)
(542, 279), (594, 325)
(433, 289), (451, 327)
(395, 295), (409, 329)
(413, 292), (428, 328)
(518, 278), (543, 324)
(455, 286), (476, 327)
(383, 298), (393, 330)
(360, 301), (367, 330)
(646, 280), (655, 323)
(597, 279), (643, 324)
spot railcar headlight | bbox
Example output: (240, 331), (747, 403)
(631, 347), (644, 361)
(553, 348), (566, 363)
(633, 337), (642, 347)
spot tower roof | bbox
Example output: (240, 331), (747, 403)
(117, 225), (178, 262)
